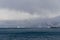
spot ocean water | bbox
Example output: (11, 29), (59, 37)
(0, 28), (60, 40)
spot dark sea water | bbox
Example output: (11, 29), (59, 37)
(0, 28), (60, 40)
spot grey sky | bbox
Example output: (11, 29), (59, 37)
(0, 0), (60, 20)
(0, 0), (60, 13)
(0, 0), (60, 28)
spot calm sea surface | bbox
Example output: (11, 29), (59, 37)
(0, 28), (60, 40)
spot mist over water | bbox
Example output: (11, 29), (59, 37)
(0, 16), (60, 28)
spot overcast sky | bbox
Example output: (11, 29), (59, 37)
(0, 0), (60, 20)
(0, 0), (60, 28)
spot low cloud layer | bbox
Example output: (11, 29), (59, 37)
(0, 0), (60, 19)
(0, 8), (60, 20)
(0, 0), (60, 28)
(0, 8), (40, 20)
(0, 0), (60, 20)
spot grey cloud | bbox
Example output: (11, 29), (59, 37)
(0, 0), (60, 28)
(0, 0), (60, 14)
(0, 16), (60, 28)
